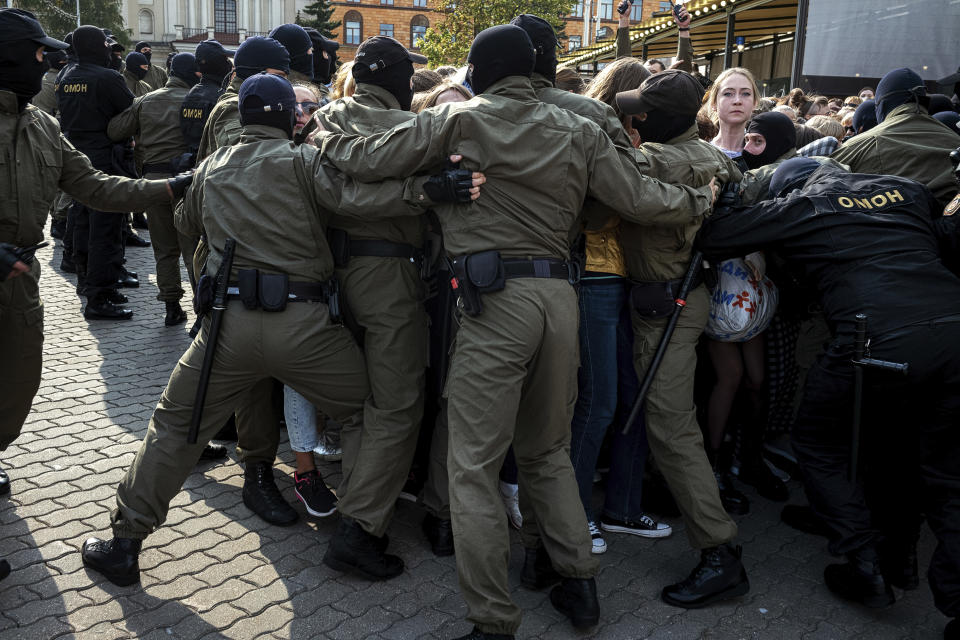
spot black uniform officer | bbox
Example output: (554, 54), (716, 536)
(180, 39), (234, 160)
(696, 158), (960, 637)
(57, 25), (138, 319)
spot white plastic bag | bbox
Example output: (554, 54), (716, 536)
(705, 258), (778, 342)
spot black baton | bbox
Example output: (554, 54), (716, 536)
(622, 251), (703, 435)
(188, 238), (236, 444)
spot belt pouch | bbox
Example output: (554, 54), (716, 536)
(237, 268), (259, 310)
(328, 228), (350, 268)
(193, 274), (214, 316)
(630, 281), (676, 318)
(326, 278), (343, 324)
(451, 257), (482, 316)
(258, 273), (288, 311)
(466, 250), (505, 293)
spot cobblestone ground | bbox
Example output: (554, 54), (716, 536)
(0, 237), (949, 640)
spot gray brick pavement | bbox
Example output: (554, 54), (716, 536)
(0, 238), (948, 639)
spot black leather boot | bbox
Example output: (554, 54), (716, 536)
(521, 545), (561, 590)
(781, 504), (832, 537)
(116, 272), (139, 288)
(132, 212), (149, 229)
(661, 543), (750, 608)
(164, 301), (187, 326)
(550, 577), (600, 628)
(715, 471), (750, 515)
(50, 218), (66, 239)
(422, 513), (454, 557)
(879, 536), (920, 590)
(81, 536), (142, 586)
(0, 464), (9, 496)
(199, 443), (228, 461)
(452, 627), (515, 640)
(824, 546), (895, 608)
(84, 297), (134, 320)
(124, 229), (151, 247)
(323, 517), (403, 580)
(242, 462), (298, 526)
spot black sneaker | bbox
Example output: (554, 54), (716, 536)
(242, 462), (298, 526)
(294, 469), (337, 517)
(600, 514), (673, 539)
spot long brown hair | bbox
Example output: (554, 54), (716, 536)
(583, 58), (651, 117)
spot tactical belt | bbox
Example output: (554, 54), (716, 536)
(226, 280), (336, 303)
(349, 239), (421, 261)
(502, 257), (580, 284)
(141, 161), (175, 175)
(634, 273), (704, 297)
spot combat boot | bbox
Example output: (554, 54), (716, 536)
(661, 543), (750, 608)
(550, 577), (600, 628)
(520, 545), (561, 590)
(452, 627), (514, 640)
(50, 218), (66, 239)
(84, 297), (134, 320)
(164, 301), (187, 326)
(824, 546), (895, 608)
(132, 212), (149, 229)
(81, 536), (142, 586)
(0, 464), (9, 496)
(323, 517), (403, 580)
(242, 462), (298, 526)
(421, 513), (454, 557)
(879, 536), (920, 590)
(124, 229), (151, 247)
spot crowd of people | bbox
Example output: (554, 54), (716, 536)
(1, 4), (960, 639)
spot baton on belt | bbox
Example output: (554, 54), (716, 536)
(622, 251), (703, 435)
(849, 313), (909, 481)
(188, 238), (236, 444)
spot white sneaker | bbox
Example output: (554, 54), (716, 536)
(589, 520), (607, 554)
(499, 481), (522, 530)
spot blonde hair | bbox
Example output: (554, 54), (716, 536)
(583, 58), (651, 117)
(331, 61), (355, 100)
(556, 67), (586, 94)
(417, 81), (473, 112)
(805, 114), (844, 140)
(706, 67), (759, 124)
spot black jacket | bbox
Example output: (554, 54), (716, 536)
(696, 164), (960, 339)
(180, 75), (223, 155)
(56, 61), (133, 165)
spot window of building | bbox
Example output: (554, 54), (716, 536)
(568, 35), (581, 51)
(345, 11), (363, 45)
(380, 23), (394, 37)
(631, 3), (643, 20)
(380, 0), (394, 5)
(658, 1), (672, 11)
(599, 0), (613, 20)
(214, 0), (236, 33)
(597, 26), (613, 40)
(413, 0), (427, 5)
(571, 1), (583, 17)
(138, 9), (154, 34)
(411, 15), (429, 48)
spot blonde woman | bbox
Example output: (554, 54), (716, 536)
(704, 67), (759, 161)
(330, 60), (355, 100)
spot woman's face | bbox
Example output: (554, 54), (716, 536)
(714, 73), (755, 127)
(859, 88), (874, 100)
(743, 132), (766, 156)
(435, 89), (466, 106)
(293, 86), (318, 134)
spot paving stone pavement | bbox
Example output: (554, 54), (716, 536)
(0, 236), (949, 640)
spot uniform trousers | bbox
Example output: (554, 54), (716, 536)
(110, 301), (369, 538)
(446, 279), (595, 635)
(72, 202), (123, 301)
(0, 261), (43, 451)
(631, 285), (738, 549)
(336, 256), (427, 538)
(143, 171), (196, 300)
(792, 317), (960, 617)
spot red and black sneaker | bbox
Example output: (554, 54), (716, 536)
(294, 470), (337, 517)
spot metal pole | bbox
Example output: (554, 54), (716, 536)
(583, 0), (592, 47)
(790, 0), (809, 88)
(769, 33), (779, 83)
(76, 0), (80, 27)
(641, 41), (648, 60)
(723, 9), (735, 70)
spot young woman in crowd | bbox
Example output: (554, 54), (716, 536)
(705, 67), (759, 166)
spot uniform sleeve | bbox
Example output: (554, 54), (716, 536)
(305, 151), (428, 219)
(103, 73), (135, 117)
(676, 35), (694, 72)
(107, 99), (141, 142)
(696, 196), (808, 258)
(585, 133), (713, 226)
(616, 27), (633, 59)
(176, 168), (205, 238)
(830, 135), (880, 175)
(57, 134), (169, 211)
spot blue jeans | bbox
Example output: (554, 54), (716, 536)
(569, 277), (647, 522)
(283, 386), (319, 453)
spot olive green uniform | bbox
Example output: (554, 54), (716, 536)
(620, 126), (741, 549)
(108, 77), (198, 302)
(831, 103), (960, 207)
(121, 70), (152, 98)
(30, 69), (58, 116)
(110, 125), (431, 539)
(142, 63), (168, 93)
(193, 75), (279, 467)
(313, 84), (429, 537)
(0, 90), (171, 452)
(317, 76), (713, 634)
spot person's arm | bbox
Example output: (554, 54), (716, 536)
(107, 99), (141, 142)
(175, 166), (206, 238)
(674, 6), (693, 72)
(696, 194), (809, 258)
(616, 6), (633, 59)
(104, 73), (135, 117)
(58, 134), (170, 210)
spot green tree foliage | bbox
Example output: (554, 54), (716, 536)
(295, 1), (341, 39)
(13, 0), (130, 46)
(419, 0), (574, 66)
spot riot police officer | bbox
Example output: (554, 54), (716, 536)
(180, 39), (234, 159)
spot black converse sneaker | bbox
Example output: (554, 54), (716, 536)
(294, 470), (337, 517)
(600, 514), (673, 538)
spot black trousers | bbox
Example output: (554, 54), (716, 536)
(791, 316), (960, 617)
(72, 203), (123, 301)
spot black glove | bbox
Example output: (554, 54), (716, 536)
(0, 243), (20, 281)
(167, 171), (194, 199)
(423, 167), (475, 204)
(715, 181), (742, 211)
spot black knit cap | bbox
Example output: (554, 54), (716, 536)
(616, 69), (703, 117)
(353, 36), (426, 79)
(466, 24), (535, 95)
(510, 14), (559, 83)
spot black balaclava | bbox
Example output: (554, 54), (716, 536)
(354, 59), (415, 111)
(510, 14), (558, 86)
(768, 157), (821, 198)
(634, 109), (693, 144)
(165, 51), (176, 73)
(304, 27), (339, 84)
(73, 25), (110, 66)
(0, 40), (46, 106)
(170, 52), (199, 87)
(741, 111), (797, 170)
(269, 24), (313, 79)
(125, 52), (149, 80)
(933, 110), (960, 131)
(927, 93), (955, 115)
(135, 41), (151, 63)
(234, 36), (290, 79)
(239, 72), (297, 139)
(198, 53), (232, 82)
(875, 67), (929, 123)
(64, 31), (74, 57)
(466, 24), (535, 95)
(47, 49), (67, 71)
(852, 99), (877, 133)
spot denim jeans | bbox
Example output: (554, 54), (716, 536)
(569, 277), (647, 522)
(283, 386), (319, 453)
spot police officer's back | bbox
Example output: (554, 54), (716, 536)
(180, 40), (234, 158)
(121, 51), (152, 98)
(31, 49), (66, 115)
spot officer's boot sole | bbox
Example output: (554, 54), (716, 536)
(661, 576), (750, 609)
